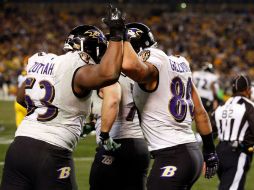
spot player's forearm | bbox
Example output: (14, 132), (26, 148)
(99, 41), (123, 83)
(195, 107), (216, 155)
(122, 42), (146, 82)
(100, 99), (119, 133)
(194, 109), (213, 135)
(123, 42), (139, 67)
(100, 83), (121, 132)
(16, 82), (26, 108)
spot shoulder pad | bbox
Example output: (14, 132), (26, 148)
(78, 52), (93, 64)
(140, 47), (168, 61)
(138, 49), (151, 62)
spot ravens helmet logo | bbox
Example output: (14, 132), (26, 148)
(84, 30), (107, 44)
(127, 28), (144, 39)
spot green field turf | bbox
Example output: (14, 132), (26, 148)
(0, 100), (254, 190)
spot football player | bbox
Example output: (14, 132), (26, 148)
(192, 63), (220, 114)
(121, 22), (219, 190)
(0, 5), (125, 190)
(89, 74), (150, 190)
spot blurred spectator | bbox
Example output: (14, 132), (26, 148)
(1, 74), (10, 100)
(0, 72), (4, 99)
(1, 3), (254, 99)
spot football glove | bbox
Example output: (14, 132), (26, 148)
(102, 4), (125, 41)
(80, 122), (95, 138)
(99, 132), (121, 151)
(203, 151), (219, 179)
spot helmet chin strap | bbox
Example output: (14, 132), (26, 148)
(80, 38), (84, 52)
(151, 42), (157, 48)
(139, 47), (142, 53)
(96, 46), (99, 59)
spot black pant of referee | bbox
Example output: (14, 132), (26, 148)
(216, 142), (253, 190)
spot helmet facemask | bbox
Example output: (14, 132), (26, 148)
(64, 25), (107, 64)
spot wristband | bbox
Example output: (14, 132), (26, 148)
(100, 132), (109, 140)
(201, 133), (215, 152)
(109, 28), (124, 41)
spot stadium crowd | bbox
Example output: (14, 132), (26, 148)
(1, 3), (254, 98)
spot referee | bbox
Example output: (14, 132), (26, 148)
(211, 74), (254, 190)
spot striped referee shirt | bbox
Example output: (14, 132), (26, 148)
(211, 96), (254, 147)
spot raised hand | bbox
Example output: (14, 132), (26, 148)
(102, 4), (125, 41)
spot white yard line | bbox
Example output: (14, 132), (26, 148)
(74, 157), (94, 161)
(0, 138), (13, 144)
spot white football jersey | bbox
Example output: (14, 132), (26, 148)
(192, 70), (219, 101)
(16, 51), (94, 151)
(92, 75), (144, 143)
(133, 48), (196, 151)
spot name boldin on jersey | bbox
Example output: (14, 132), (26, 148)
(169, 60), (190, 73)
(28, 62), (54, 75)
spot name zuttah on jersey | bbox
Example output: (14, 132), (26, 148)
(16, 51), (95, 151)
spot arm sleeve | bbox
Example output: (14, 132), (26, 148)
(210, 111), (218, 140)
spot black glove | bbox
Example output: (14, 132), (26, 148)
(99, 132), (121, 151)
(80, 112), (97, 138)
(200, 133), (218, 179)
(203, 151), (219, 179)
(80, 122), (95, 138)
(102, 4), (125, 41)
